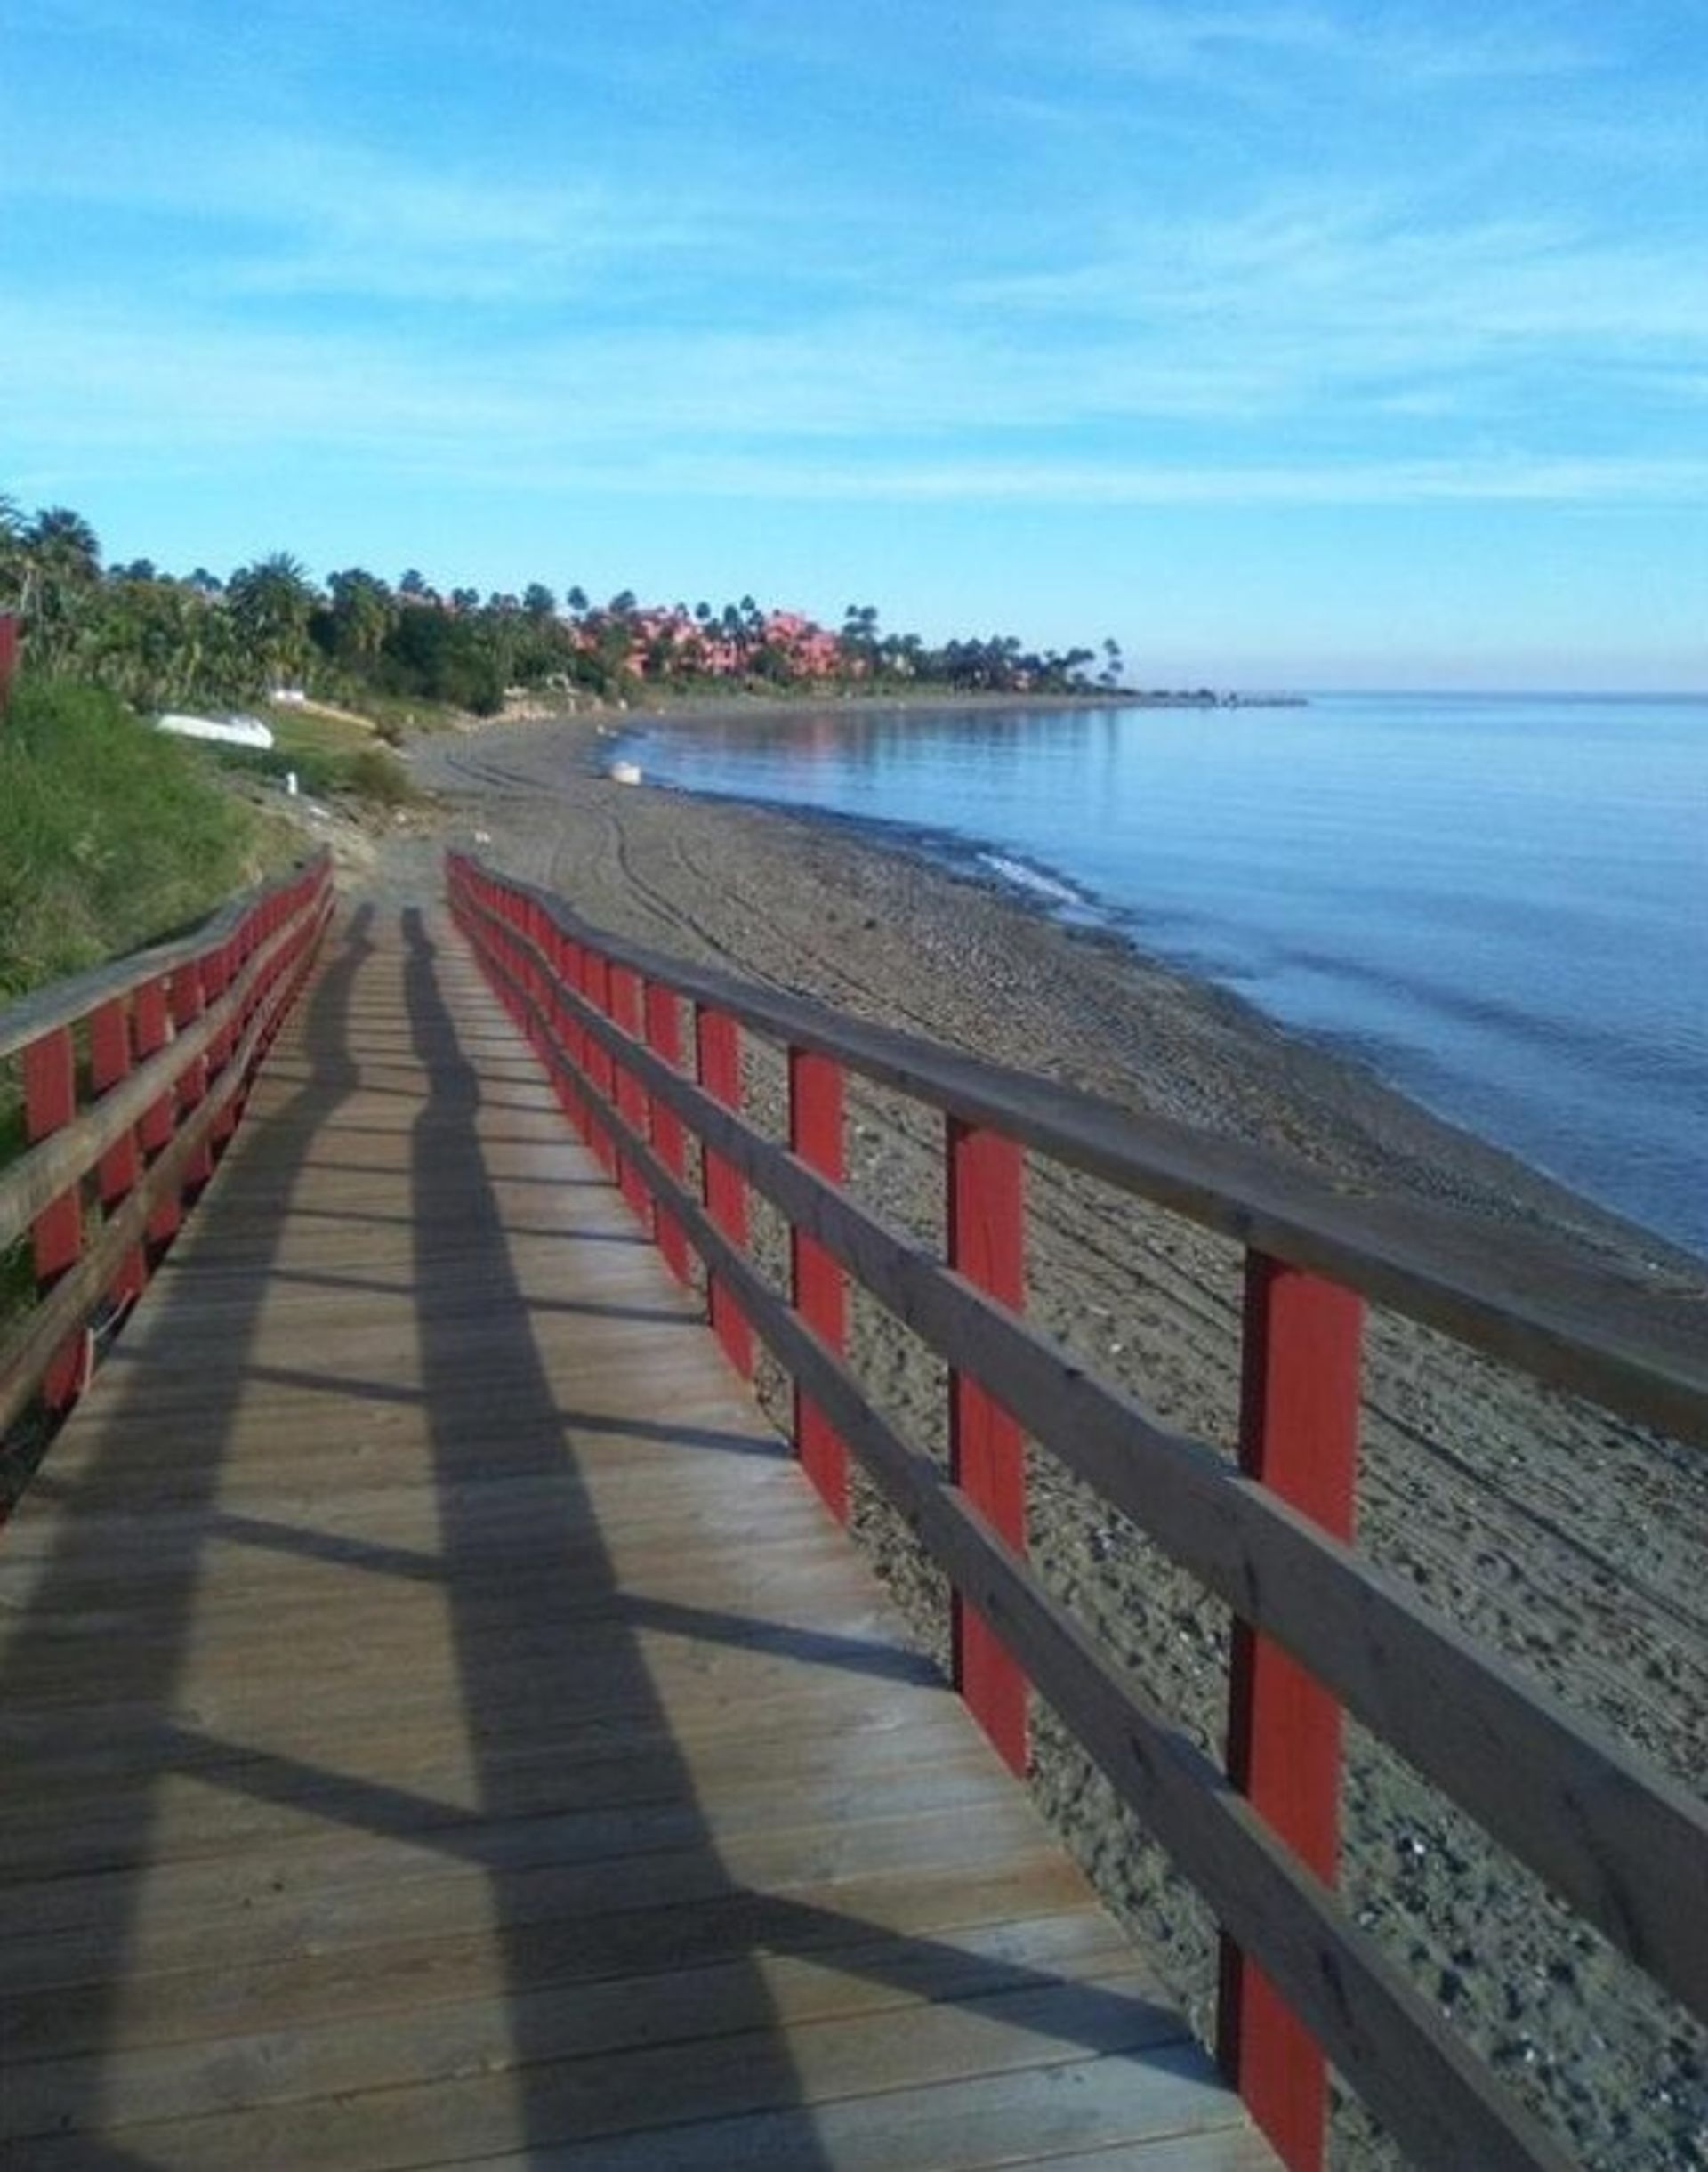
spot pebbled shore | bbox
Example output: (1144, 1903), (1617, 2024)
(399, 710), (1708, 2171)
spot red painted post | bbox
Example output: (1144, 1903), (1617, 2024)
(947, 1118), (1028, 1774)
(22, 1028), (85, 1409)
(89, 996), (146, 1304)
(789, 1048), (849, 1521)
(543, 926), (582, 1131)
(135, 974), (179, 1248)
(560, 936), (588, 1101)
(644, 983), (690, 1286)
(608, 965), (650, 1228)
(171, 962), (211, 1195)
(583, 950), (616, 1175)
(1217, 1251), (1364, 2172)
(696, 1004), (753, 1377)
(203, 941), (238, 1154)
(528, 902), (553, 1070)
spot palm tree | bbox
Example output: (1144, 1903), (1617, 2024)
(227, 552), (318, 690)
(326, 568), (397, 666)
(0, 494), (28, 610)
(9, 505), (103, 672)
(28, 505), (101, 581)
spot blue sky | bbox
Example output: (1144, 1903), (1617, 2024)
(3, 0), (1705, 688)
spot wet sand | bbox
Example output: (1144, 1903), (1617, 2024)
(398, 708), (1707, 2170)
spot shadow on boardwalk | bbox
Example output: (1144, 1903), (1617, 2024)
(0, 902), (1234, 2169)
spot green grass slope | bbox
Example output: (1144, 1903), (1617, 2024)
(0, 678), (278, 1001)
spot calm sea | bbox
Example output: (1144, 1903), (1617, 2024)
(620, 693), (1708, 1259)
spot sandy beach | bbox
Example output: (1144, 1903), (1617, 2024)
(395, 707), (1707, 2170)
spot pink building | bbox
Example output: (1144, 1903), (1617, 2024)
(576, 602), (850, 684)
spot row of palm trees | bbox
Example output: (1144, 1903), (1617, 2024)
(0, 494), (1126, 715)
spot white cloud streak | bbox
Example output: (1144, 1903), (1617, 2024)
(4, 4), (1704, 523)
(1089, 3), (1600, 85)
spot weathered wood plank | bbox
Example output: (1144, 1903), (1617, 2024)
(3, 1862), (1105, 2066)
(5, 1910), (1141, 2133)
(474, 2057), (1271, 2172)
(0, 906), (1265, 2171)
(15, 1966), (1189, 2169)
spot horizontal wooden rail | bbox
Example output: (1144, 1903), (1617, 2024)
(0, 854), (333, 1445)
(0, 863), (328, 1064)
(0, 911), (320, 1252)
(448, 851), (1706, 2172)
(454, 863), (1704, 1449)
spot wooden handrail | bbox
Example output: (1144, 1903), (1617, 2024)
(0, 908), (318, 1251)
(0, 853), (333, 1442)
(0, 856), (327, 1062)
(448, 851), (1705, 2172)
(446, 862), (1705, 1449)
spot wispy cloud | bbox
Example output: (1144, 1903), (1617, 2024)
(4, 0), (1706, 673)
(1089, 3), (1600, 85)
(592, 450), (1708, 509)
(6, 285), (1704, 519)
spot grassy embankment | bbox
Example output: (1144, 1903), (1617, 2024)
(0, 680), (310, 1336)
(0, 678), (294, 997)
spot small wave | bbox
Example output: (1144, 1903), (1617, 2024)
(978, 852), (1087, 911)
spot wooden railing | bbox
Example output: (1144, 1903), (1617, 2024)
(448, 851), (1707, 2172)
(0, 852), (334, 1447)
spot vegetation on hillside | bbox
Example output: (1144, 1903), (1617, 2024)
(0, 491), (1127, 718)
(0, 679), (275, 1002)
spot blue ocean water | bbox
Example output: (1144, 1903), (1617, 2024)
(621, 694), (1708, 1258)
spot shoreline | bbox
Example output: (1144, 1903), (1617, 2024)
(396, 707), (1708, 2170)
(413, 705), (1704, 1282)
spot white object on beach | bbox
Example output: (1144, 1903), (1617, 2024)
(156, 710), (276, 750)
(608, 760), (643, 786)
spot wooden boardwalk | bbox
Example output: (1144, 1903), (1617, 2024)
(0, 905), (1274, 2170)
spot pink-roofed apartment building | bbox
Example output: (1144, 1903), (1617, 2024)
(586, 605), (852, 682)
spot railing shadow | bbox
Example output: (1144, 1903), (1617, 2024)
(0, 901), (1199, 2165)
(400, 905), (842, 2166)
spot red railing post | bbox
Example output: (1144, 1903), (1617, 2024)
(560, 935), (589, 1122)
(543, 925), (582, 1131)
(22, 1027), (85, 1410)
(583, 950), (616, 1175)
(171, 963), (211, 1195)
(789, 1047), (849, 1521)
(946, 1118), (1028, 1774)
(135, 974), (178, 1249)
(695, 1004), (753, 1377)
(203, 940), (238, 1155)
(644, 983), (690, 1286)
(608, 965), (650, 1228)
(1218, 1251), (1364, 2172)
(88, 995), (145, 1305)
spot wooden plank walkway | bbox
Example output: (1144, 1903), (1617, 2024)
(0, 903), (1275, 2170)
